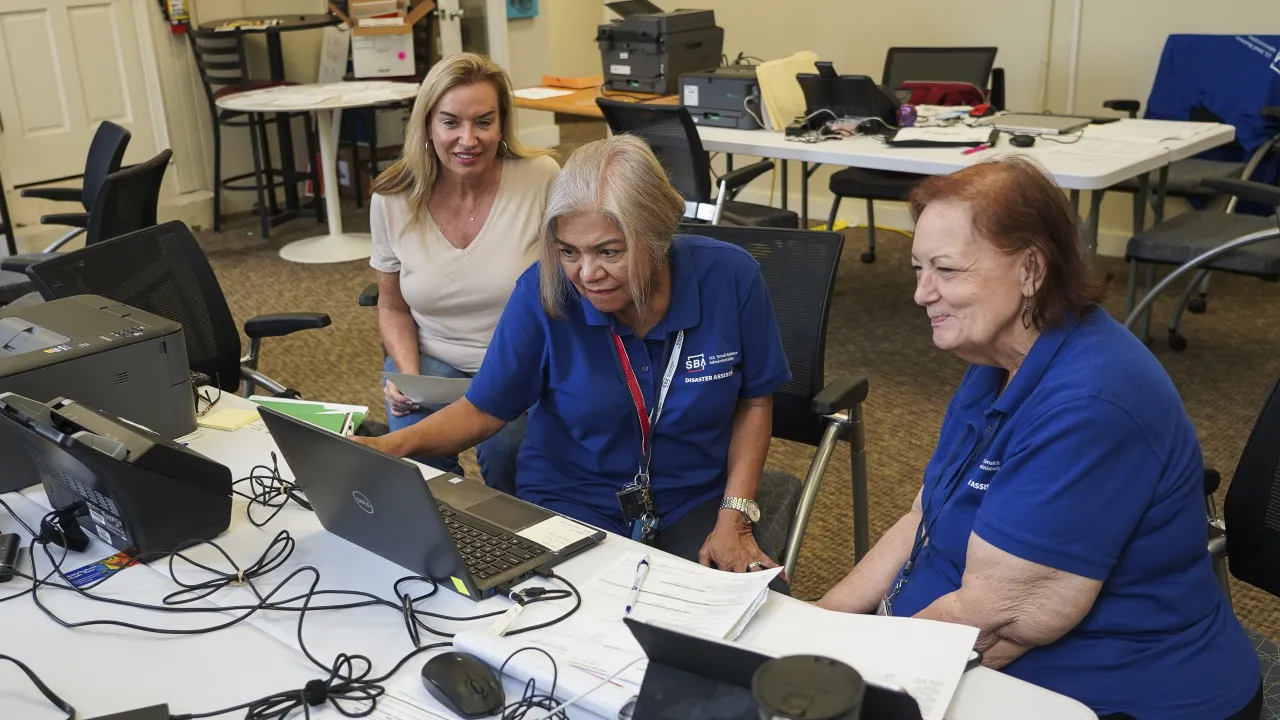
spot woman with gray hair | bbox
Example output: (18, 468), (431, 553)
(368, 52), (559, 496)
(356, 135), (792, 576)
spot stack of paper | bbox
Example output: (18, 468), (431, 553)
(249, 396), (368, 434)
(514, 551), (781, 688)
(750, 601), (979, 720)
(1085, 119), (1221, 144)
(755, 51), (819, 131)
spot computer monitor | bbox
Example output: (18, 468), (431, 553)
(0, 392), (232, 556)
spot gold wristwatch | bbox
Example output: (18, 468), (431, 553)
(720, 497), (761, 524)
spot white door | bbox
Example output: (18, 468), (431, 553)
(436, 0), (509, 68)
(0, 0), (157, 187)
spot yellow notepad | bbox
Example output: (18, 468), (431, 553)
(198, 408), (261, 431)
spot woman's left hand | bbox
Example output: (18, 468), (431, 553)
(698, 510), (781, 575)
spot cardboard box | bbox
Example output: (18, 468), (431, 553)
(330, 0), (434, 78)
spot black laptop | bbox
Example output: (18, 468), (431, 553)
(257, 406), (605, 600)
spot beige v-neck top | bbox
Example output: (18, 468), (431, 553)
(369, 154), (560, 373)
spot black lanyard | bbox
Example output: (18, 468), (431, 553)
(609, 329), (684, 486)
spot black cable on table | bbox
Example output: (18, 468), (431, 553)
(232, 452), (313, 527)
(0, 654), (75, 720)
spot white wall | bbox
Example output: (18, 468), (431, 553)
(585, 0), (1280, 256)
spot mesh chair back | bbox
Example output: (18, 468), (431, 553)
(85, 149), (172, 247)
(882, 47), (998, 91)
(1224, 376), (1280, 597)
(26, 221), (243, 392)
(82, 121), (131, 210)
(187, 29), (253, 110)
(677, 224), (844, 447)
(596, 99), (712, 204)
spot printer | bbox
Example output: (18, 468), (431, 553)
(0, 392), (232, 555)
(680, 65), (763, 129)
(597, 2), (723, 95)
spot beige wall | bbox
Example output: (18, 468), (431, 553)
(548, 0), (602, 78)
(584, 0), (1280, 255)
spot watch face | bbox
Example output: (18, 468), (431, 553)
(746, 501), (761, 523)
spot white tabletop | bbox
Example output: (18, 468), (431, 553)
(696, 119), (1236, 191)
(0, 394), (1095, 720)
(215, 80), (420, 113)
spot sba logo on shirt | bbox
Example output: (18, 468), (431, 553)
(685, 353), (707, 373)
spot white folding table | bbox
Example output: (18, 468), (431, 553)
(216, 81), (420, 265)
(0, 393), (1098, 720)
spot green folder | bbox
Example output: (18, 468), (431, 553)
(248, 396), (368, 435)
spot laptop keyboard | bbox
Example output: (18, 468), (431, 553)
(437, 503), (549, 582)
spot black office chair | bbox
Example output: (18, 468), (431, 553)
(18, 120), (132, 251)
(24, 221), (332, 398)
(826, 47), (1000, 263)
(1202, 374), (1280, 720)
(2, 148), (173, 280)
(595, 98), (799, 228)
(188, 28), (319, 239)
(677, 223), (870, 577)
(1121, 127), (1280, 350)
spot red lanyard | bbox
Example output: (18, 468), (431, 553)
(609, 329), (685, 481)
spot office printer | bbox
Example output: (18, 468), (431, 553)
(0, 392), (232, 555)
(598, 2), (723, 95)
(0, 295), (197, 439)
(679, 65), (763, 129)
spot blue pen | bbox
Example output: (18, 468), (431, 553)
(624, 555), (651, 615)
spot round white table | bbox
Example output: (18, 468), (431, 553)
(215, 81), (420, 264)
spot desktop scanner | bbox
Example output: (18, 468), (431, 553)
(0, 392), (232, 556)
(421, 651), (505, 719)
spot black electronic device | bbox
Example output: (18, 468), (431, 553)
(0, 392), (232, 556)
(421, 652), (505, 719)
(1009, 133), (1037, 148)
(796, 69), (901, 129)
(84, 705), (171, 720)
(597, 5), (723, 95)
(0, 532), (19, 582)
(679, 66), (763, 129)
(624, 617), (923, 720)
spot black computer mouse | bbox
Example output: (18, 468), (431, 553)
(1009, 133), (1036, 148)
(421, 651), (504, 719)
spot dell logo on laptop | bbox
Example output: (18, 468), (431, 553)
(352, 491), (374, 514)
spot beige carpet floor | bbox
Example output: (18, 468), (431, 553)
(199, 133), (1280, 641)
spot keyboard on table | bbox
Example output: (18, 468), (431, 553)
(437, 502), (549, 581)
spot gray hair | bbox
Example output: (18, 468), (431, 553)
(538, 134), (686, 318)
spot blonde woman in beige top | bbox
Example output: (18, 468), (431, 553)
(369, 52), (559, 494)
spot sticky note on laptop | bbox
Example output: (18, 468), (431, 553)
(198, 407), (261, 431)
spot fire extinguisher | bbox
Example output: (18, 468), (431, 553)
(158, 0), (190, 34)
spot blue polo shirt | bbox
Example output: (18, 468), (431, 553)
(891, 308), (1259, 718)
(465, 234), (791, 535)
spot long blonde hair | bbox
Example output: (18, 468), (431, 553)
(538, 134), (686, 318)
(372, 52), (545, 221)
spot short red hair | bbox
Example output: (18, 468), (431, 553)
(907, 156), (1109, 330)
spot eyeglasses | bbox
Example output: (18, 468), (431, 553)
(196, 386), (222, 418)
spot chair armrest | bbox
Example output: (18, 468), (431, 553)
(1204, 468), (1222, 495)
(39, 213), (89, 228)
(20, 187), (82, 203)
(359, 283), (380, 307)
(243, 312), (332, 339)
(811, 375), (869, 415)
(1103, 99), (1140, 118)
(1200, 178), (1280, 208)
(1262, 106), (1280, 122)
(719, 160), (775, 192)
(0, 254), (53, 275)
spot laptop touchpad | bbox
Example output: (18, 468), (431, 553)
(467, 495), (549, 532)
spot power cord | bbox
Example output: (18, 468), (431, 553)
(496, 645), (645, 720)
(0, 654), (75, 720)
(231, 452), (313, 527)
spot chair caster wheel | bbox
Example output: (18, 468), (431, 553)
(860, 251), (876, 263)
(1188, 297), (1207, 314)
(1168, 332), (1188, 352)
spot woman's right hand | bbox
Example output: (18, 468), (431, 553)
(384, 380), (418, 417)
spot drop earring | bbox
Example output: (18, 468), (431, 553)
(1021, 298), (1033, 329)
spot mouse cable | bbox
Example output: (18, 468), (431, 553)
(0, 654), (75, 720)
(232, 451), (313, 527)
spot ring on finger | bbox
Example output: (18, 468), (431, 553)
(747, 560), (764, 570)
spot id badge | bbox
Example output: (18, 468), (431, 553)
(616, 483), (653, 526)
